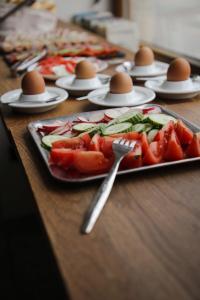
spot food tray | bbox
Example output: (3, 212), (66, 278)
(28, 104), (200, 182)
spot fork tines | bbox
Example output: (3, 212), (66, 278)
(113, 138), (135, 149)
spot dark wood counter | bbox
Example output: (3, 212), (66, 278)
(1, 26), (200, 300)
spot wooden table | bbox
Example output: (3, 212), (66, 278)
(1, 34), (200, 300)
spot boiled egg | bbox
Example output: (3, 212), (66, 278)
(21, 70), (45, 95)
(135, 46), (154, 66)
(167, 57), (191, 81)
(110, 72), (133, 94)
(75, 60), (96, 79)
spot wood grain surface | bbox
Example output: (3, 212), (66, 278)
(1, 26), (200, 300)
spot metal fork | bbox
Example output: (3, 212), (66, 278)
(82, 139), (136, 234)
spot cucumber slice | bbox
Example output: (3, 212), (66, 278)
(73, 123), (97, 132)
(147, 129), (159, 143)
(141, 114), (150, 123)
(115, 110), (143, 124)
(131, 123), (146, 133)
(42, 135), (68, 149)
(148, 114), (177, 126)
(144, 123), (153, 132)
(102, 122), (132, 135)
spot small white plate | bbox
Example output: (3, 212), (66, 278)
(145, 78), (200, 99)
(56, 74), (110, 96)
(87, 86), (155, 107)
(116, 60), (169, 77)
(1, 87), (68, 113)
(28, 57), (108, 81)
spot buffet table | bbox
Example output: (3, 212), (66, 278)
(1, 27), (200, 300)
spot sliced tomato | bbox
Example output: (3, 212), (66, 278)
(163, 121), (174, 139)
(175, 120), (193, 145)
(121, 144), (143, 169)
(73, 151), (113, 174)
(186, 133), (200, 157)
(143, 141), (162, 165)
(141, 132), (149, 154)
(110, 132), (140, 140)
(154, 121), (175, 155)
(164, 130), (184, 161)
(50, 148), (75, 169)
(127, 132), (141, 140)
(80, 133), (91, 149)
(52, 137), (84, 150)
(154, 129), (164, 142)
(88, 134), (101, 151)
(100, 136), (115, 158)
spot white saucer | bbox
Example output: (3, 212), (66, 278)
(56, 74), (110, 96)
(116, 60), (169, 77)
(145, 78), (200, 99)
(28, 57), (108, 81)
(87, 87), (155, 107)
(1, 87), (68, 113)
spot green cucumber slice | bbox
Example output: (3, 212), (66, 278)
(110, 109), (143, 125)
(148, 114), (177, 126)
(42, 135), (68, 149)
(102, 122), (132, 135)
(73, 123), (97, 132)
(147, 129), (159, 143)
(131, 123), (146, 133)
(144, 123), (153, 132)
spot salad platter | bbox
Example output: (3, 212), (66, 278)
(28, 104), (200, 183)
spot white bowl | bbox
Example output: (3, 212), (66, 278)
(19, 90), (51, 102)
(160, 79), (193, 91)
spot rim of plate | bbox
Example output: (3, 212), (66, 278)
(56, 74), (110, 91)
(87, 86), (155, 107)
(116, 60), (169, 77)
(7, 87), (68, 108)
(145, 79), (200, 94)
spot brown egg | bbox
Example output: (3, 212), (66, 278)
(135, 46), (154, 66)
(75, 60), (96, 79)
(110, 72), (133, 94)
(167, 57), (191, 81)
(21, 70), (45, 95)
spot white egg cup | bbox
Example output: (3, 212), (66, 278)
(160, 78), (193, 91)
(19, 90), (51, 102)
(132, 63), (157, 73)
(71, 76), (102, 89)
(105, 89), (137, 103)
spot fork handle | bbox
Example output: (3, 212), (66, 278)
(82, 157), (122, 234)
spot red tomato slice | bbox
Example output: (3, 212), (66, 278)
(186, 133), (200, 157)
(50, 148), (75, 169)
(141, 132), (149, 154)
(73, 151), (113, 174)
(65, 63), (75, 74)
(110, 132), (140, 140)
(126, 132), (141, 140)
(121, 144), (143, 169)
(80, 133), (91, 149)
(100, 136), (116, 158)
(164, 130), (184, 161)
(52, 137), (85, 150)
(88, 134), (101, 151)
(143, 141), (162, 165)
(175, 120), (193, 145)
